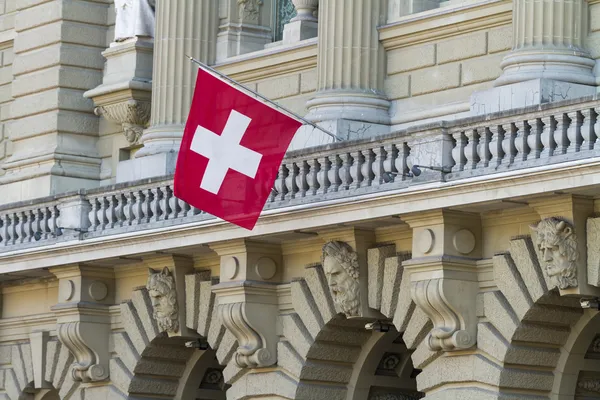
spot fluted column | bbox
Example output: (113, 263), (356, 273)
(496, 0), (595, 86)
(136, 0), (218, 158)
(305, 0), (390, 132)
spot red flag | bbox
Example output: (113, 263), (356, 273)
(174, 68), (302, 230)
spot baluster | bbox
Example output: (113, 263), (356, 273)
(580, 109), (594, 151)
(17, 211), (27, 243)
(3, 214), (10, 245)
(32, 209), (42, 241)
(505, 123), (518, 165)
(477, 128), (491, 168)
(307, 159), (320, 196)
(488, 125), (504, 168)
(160, 186), (173, 220)
(41, 208), (50, 239)
(451, 131), (467, 172)
(350, 151), (364, 189)
(371, 147), (385, 186)
(527, 118), (543, 159)
(9, 213), (18, 244)
(141, 189), (153, 224)
(88, 198), (99, 231)
(316, 156), (330, 195)
(122, 191), (134, 225)
(25, 210), (34, 243)
(361, 150), (374, 187)
(169, 191), (181, 218)
(296, 161), (309, 198)
(106, 195), (117, 229)
(339, 153), (353, 190)
(463, 129), (480, 170)
(132, 191), (144, 225)
(99, 197), (111, 230)
(382, 144), (396, 182)
(273, 164), (287, 201)
(513, 121), (529, 163)
(565, 111), (581, 154)
(328, 155), (341, 192)
(285, 162), (298, 200)
(552, 113), (569, 155)
(540, 116), (557, 158)
(396, 143), (410, 180)
(150, 188), (162, 222)
(0, 215), (3, 245)
(49, 207), (59, 238)
(179, 198), (191, 218)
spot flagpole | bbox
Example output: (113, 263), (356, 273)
(185, 55), (344, 142)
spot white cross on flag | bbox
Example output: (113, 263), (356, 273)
(174, 68), (302, 230)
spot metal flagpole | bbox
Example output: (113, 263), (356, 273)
(185, 55), (344, 142)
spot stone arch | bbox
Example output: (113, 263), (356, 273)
(0, 339), (75, 400)
(474, 234), (585, 398)
(266, 258), (433, 400)
(110, 273), (241, 399)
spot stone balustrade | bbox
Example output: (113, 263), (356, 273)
(2, 95), (600, 252)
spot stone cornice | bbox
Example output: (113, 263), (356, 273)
(380, 0), (512, 50)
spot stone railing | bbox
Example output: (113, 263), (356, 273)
(1, 95), (600, 252)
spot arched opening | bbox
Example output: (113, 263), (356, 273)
(19, 384), (60, 400)
(176, 348), (227, 400)
(348, 328), (423, 400)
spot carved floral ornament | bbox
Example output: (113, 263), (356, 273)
(94, 99), (151, 145)
(238, 0), (263, 22)
(146, 267), (179, 333)
(530, 217), (578, 290)
(322, 241), (361, 317)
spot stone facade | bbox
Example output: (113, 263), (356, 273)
(2, 0), (600, 399)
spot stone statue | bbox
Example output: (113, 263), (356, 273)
(146, 267), (179, 333)
(114, 0), (156, 42)
(530, 217), (578, 290)
(322, 241), (361, 317)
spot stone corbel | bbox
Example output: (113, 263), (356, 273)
(50, 265), (114, 382)
(95, 99), (151, 145)
(210, 240), (281, 368)
(56, 319), (110, 382)
(406, 257), (479, 351)
(403, 210), (481, 352)
(216, 282), (278, 368)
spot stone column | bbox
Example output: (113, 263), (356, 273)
(126, 0), (218, 180)
(471, 0), (596, 115)
(496, 0), (595, 87)
(305, 0), (390, 140)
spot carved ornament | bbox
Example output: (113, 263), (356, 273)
(147, 267), (179, 334)
(322, 241), (361, 317)
(530, 217), (578, 289)
(411, 277), (476, 351)
(95, 99), (151, 145)
(56, 321), (109, 382)
(237, 0), (263, 22)
(579, 378), (600, 393)
(219, 301), (276, 368)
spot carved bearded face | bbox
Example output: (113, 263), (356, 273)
(146, 267), (179, 333)
(531, 218), (578, 290)
(322, 241), (361, 317)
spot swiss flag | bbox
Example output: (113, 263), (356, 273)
(174, 68), (302, 230)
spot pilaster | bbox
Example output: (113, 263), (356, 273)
(50, 264), (115, 383)
(403, 210), (481, 351)
(210, 239), (281, 368)
(528, 194), (600, 297)
(0, 0), (109, 204)
(124, 0), (219, 180)
(305, 0), (391, 140)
